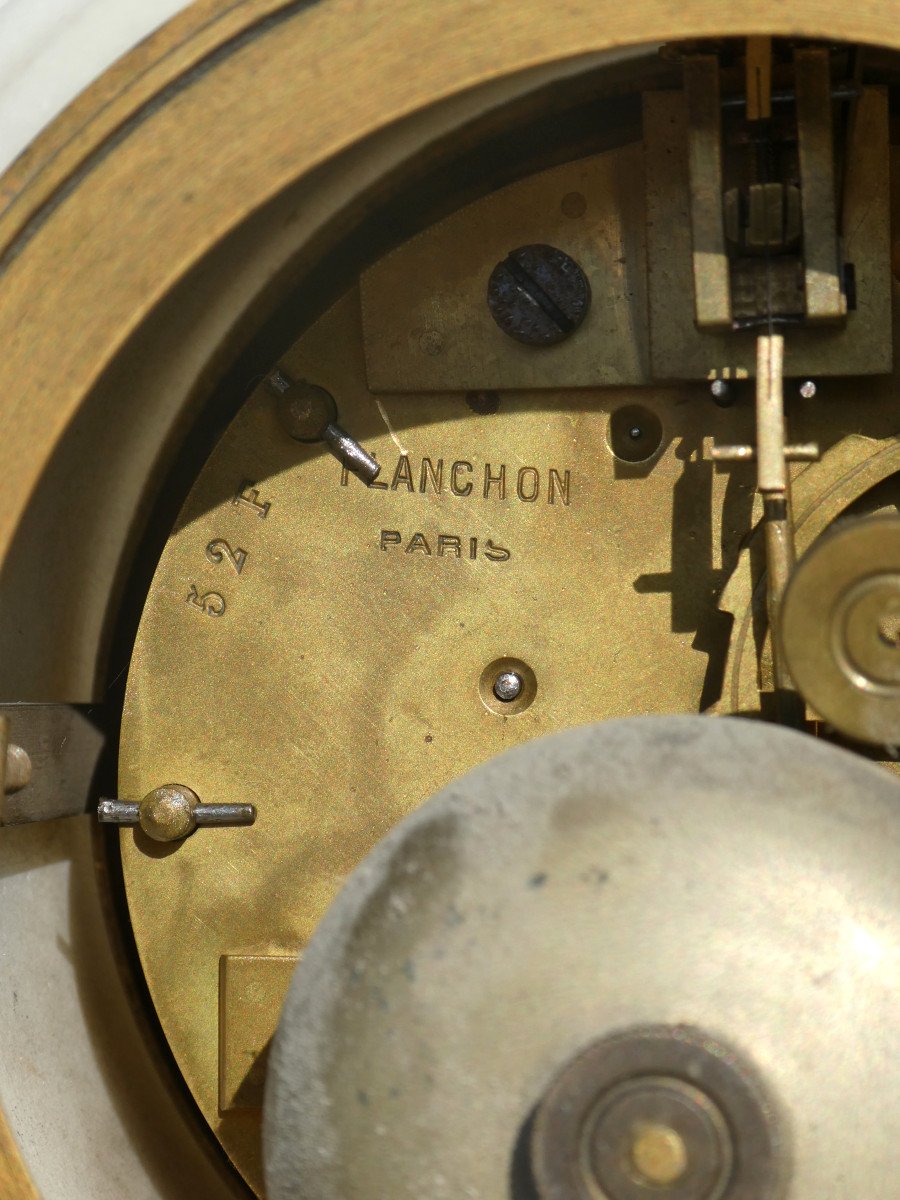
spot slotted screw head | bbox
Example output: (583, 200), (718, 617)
(487, 244), (591, 347)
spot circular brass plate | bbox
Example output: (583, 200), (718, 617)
(117, 110), (900, 1187)
(781, 516), (900, 744)
(722, 437), (900, 720)
(119, 290), (715, 1192)
(530, 1027), (775, 1200)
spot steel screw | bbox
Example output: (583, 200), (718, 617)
(493, 671), (524, 702)
(799, 379), (817, 399)
(272, 373), (336, 440)
(710, 379), (734, 407)
(487, 244), (591, 347)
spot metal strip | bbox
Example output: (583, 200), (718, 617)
(0, 704), (104, 825)
(745, 36), (773, 121)
(756, 334), (787, 493)
(684, 55), (731, 329)
(754, 334), (798, 703)
(795, 47), (845, 323)
(219, 955), (299, 1111)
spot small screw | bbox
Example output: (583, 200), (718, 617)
(493, 671), (524, 702)
(710, 378), (735, 407)
(799, 379), (817, 399)
(561, 191), (587, 219)
(272, 374), (335, 440)
(487, 244), (591, 347)
(628, 426), (643, 441)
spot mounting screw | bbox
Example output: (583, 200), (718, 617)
(487, 244), (590, 347)
(710, 379), (734, 407)
(493, 671), (524, 702)
(799, 379), (817, 399)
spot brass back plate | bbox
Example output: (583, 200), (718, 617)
(119, 121), (900, 1190)
(119, 286), (756, 1192)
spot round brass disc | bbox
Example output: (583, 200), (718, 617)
(781, 515), (900, 744)
(721, 440), (900, 727)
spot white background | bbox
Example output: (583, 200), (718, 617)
(0, 0), (190, 173)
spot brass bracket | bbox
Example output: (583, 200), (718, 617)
(0, 703), (105, 826)
(684, 55), (732, 329)
(644, 85), (890, 379)
(795, 47), (846, 323)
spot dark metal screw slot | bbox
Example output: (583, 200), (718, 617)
(487, 244), (591, 347)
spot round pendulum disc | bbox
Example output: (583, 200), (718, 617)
(780, 515), (900, 745)
(262, 715), (900, 1200)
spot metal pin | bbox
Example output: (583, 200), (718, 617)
(98, 799), (140, 823)
(709, 338), (807, 722)
(98, 785), (255, 843)
(785, 443), (820, 461)
(194, 804), (257, 827)
(755, 334), (801, 711)
(711, 444), (756, 463)
(322, 424), (381, 484)
(712, 443), (819, 463)
(721, 84), (861, 109)
(745, 36), (773, 122)
(268, 370), (381, 485)
(756, 334), (787, 493)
